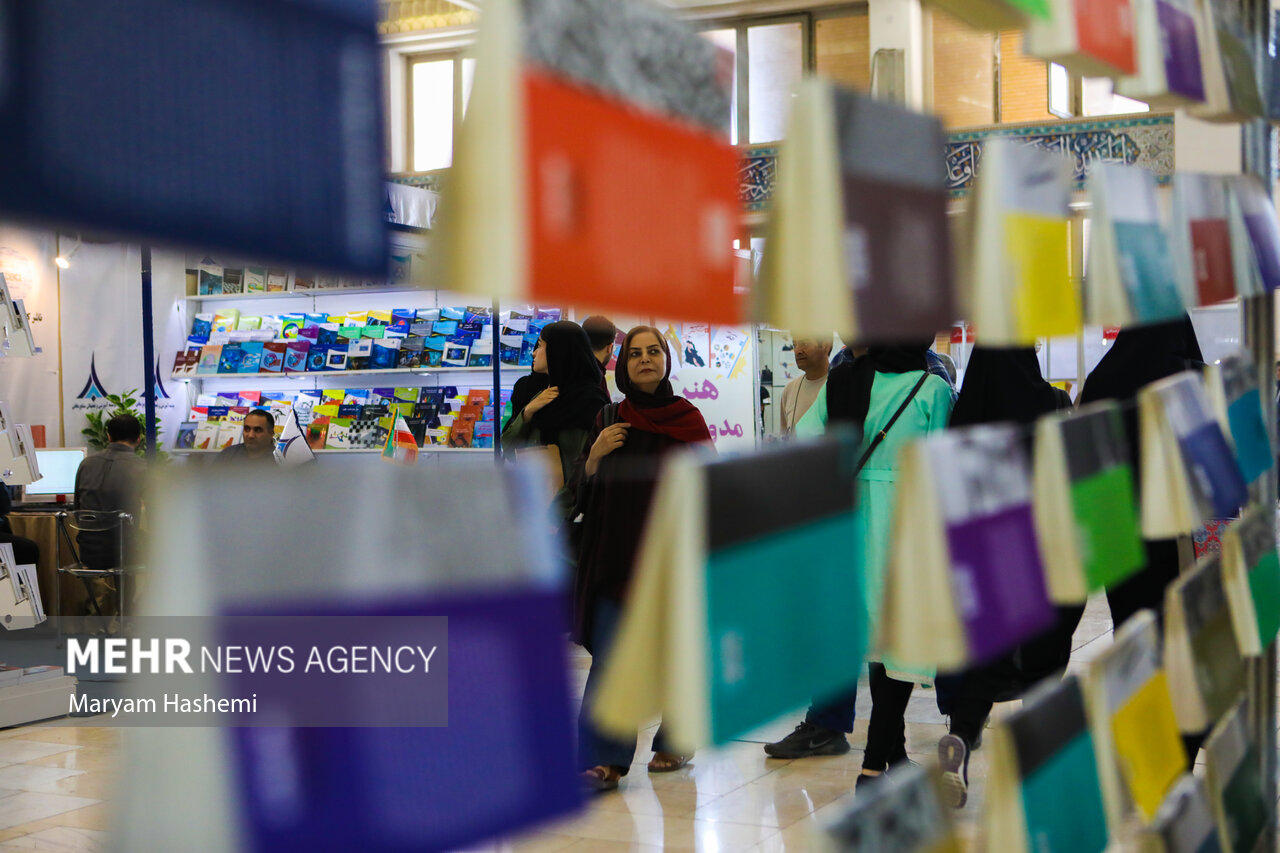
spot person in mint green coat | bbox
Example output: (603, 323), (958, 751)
(763, 342), (953, 789)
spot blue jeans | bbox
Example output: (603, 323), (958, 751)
(577, 599), (672, 772)
(805, 663), (912, 771)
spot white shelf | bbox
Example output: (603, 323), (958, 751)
(181, 286), (423, 304)
(172, 447), (492, 455)
(173, 365), (507, 381)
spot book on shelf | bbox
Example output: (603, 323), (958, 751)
(1220, 505), (1280, 656)
(983, 675), (1110, 853)
(346, 338), (372, 370)
(1117, 0), (1206, 106)
(283, 341), (310, 372)
(222, 268), (244, 295)
(1139, 775), (1223, 853)
(261, 342), (286, 373)
(882, 424), (1054, 671)
(371, 338), (400, 370)
(594, 435), (865, 749)
(1138, 372), (1247, 538)
(236, 315), (261, 331)
(192, 420), (219, 451)
(196, 345), (222, 375)
(191, 312), (213, 338)
(212, 309), (240, 334)
(176, 422), (197, 450)
(280, 314), (305, 339)
(216, 343), (245, 374)
(969, 138), (1079, 344)
(448, 420), (475, 448)
(237, 341), (264, 374)
(307, 417), (329, 450)
(292, 272), (315, 291)
(1085, 610), (1186, 825)
(197, 258), (223, 296)
(244, 267), (266, 293)
(1171, 174), (1236, 308)
(1163, 553), (1245, 732)
(1033, 401), (1144, 603)
(324, 418), (354, 449)
(1202, 700), (1267, 853)
(18, 665), (64, 684)
(824, 762), (962, 853)
(1087, 162), (1184, 326)
(265, 269), (289, 292)
(324, 346), (349, 371)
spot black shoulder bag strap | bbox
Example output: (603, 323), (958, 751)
(854, 372), (930, 473)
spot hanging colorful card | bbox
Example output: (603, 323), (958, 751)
(924, 0), (1051, 32)
(756, 80), (850, 341)
(825, 763), (962, 853)
(969, 139), (1080, 345)
(1227, 175), (1280, 296)
(1033, 401), (1145, 604)
(1117, 0), (1206, 105)
(1205, 353), (1274, 484)
(983, 675), (1110, 853)
(1203, 700), (1268, 853)
(1140, 775), (1224, 853)
(1171, 174), (1237, 307)
(1220, 505), (1280, 656)
(1163, 554), (1245, 732)
(1189, 0), (1264, 123)
(832, 88), (955, 344)
(1085, 611), (1186, 825)
(1087, 163), (1185, 326)
(1025, 0), (1138, 77)
(594, 435), (865, 750)
(1138, 372), (1247, 538)
(436, 0), (740, 324)
(882, 425), (1054, 671)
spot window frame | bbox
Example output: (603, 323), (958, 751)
(405, 50), (471, 173)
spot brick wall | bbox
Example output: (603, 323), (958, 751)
(998, 30), (1055, 123)
(928, 9), (996, 128)
(815, 14), (871, 91)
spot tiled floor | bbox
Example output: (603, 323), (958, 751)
(0, 723), (114, 852)
(460, 594), (1121, 852)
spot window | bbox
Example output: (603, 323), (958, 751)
(407, 53), (475, 172)
(698, 15), (815, 145)
(1048, 64), (1149, 119)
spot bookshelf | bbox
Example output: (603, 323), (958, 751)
(172, 284), (541, 457)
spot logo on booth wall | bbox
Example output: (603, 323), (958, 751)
(76, 355), (109, 400)
(153, 359), (170, 400)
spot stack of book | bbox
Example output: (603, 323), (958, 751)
(174, 307), (563, 376)
(192, 257), (408, 295)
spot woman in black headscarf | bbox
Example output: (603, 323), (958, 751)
(1079, 317), (1205, 629)
(765, 341), (955, 790)
(933, 346), (1078, 808)
(501, 321), (609, 521)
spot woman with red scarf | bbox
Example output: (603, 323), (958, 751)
(572, 326), (712, 792)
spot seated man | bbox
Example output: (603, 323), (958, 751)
(218, 409), (277, 465)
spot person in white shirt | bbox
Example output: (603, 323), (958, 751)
(778, 336), (832, 434)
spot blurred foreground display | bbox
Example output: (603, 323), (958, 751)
(593, 434), (866, 751)
(0, 0), (387, 275)
(114, 462), (580, 853)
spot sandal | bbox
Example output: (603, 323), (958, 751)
(647, 751), (692, 773)
(581, 765), (623, 792)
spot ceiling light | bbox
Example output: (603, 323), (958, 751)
(55, 233), (81, 269)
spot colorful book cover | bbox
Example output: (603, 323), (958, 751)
(432, 319), (459, 337)
(222, 268), (244, 294)
(1142, 776), (1223, 853)
(397, 337), (425, 367)
(361, 325), (386, 340)
(236, 315), (262, 331)
(1158, 0), (1206, 101)
(315, 324), (339, 347)
(448, 420), (475, 448)
(258, 343), (284, 373)
(193, 420), (220, 450)
(371, 339), (400, 370)
(347, 338), (373, 370)
(1098, 164), (1185, 322)
(440, 307), (464, 322)
(217, 343), (245, 374)
(832, 89), (956, 343)
(1176, 174), (1236, 307)
(212, 309), (241, 334)
(176, 422), (197, 450)
(404, 416), (430, 447)
(443, 339), (470, 367)
(1204, 702), (1267, 853)
(1094, 613), (1186, 821)
(266, 268), (289, 292)
(292, 272), (315, 291)
(197, 257), (223, 295)
(281, 314), (305, 340)
(1160, 377), (1249, 519)
(1060, 404), (1145, 590)
(237, 341), (264, 373)
(324, 418), (354, 450)
(337, 404), (363, 419)
(931, 426), (1055, 663)
(825, 763), (960, 853)
(342, 389), (371, 406)
(1174, 555), (1246, 725)
(1006, 677), (1109, 853)
(1233, 176), (1280, 293)
(191, 313), (213, 339)
(298, 326), (320, 345)
(244, 266), (266, 293)
(324, 345), (349, 371)
(1218, 355), (1273, 484)
(306, 417), (329, 450)
(523, 69), (740, 323)
(366, 310), (392, 326)
(1224, 508), (1280, 653)
(283, 341), (311, 373)
(415, 308), (440, 322)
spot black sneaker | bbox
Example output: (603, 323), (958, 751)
(937, 734), (969, 808)
(763, 721), (851, 759)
